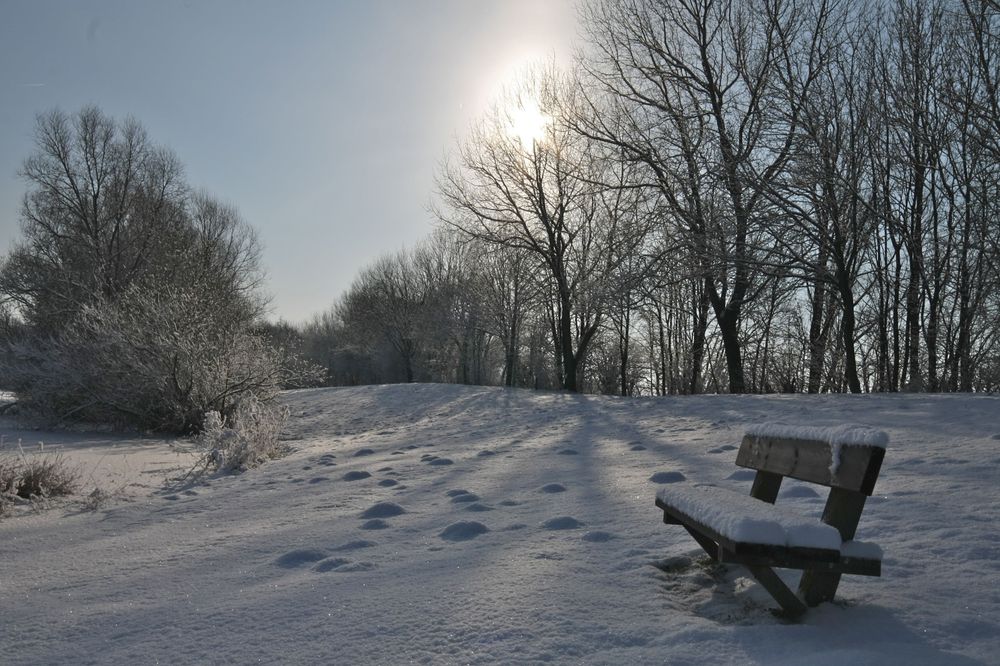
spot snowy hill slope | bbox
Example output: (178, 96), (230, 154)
(1, 384), (998, 664)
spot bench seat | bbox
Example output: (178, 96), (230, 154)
(655, 484), (881, 576)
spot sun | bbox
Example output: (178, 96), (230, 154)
(508, 99), (551, 150)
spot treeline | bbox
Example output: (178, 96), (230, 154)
(0, 108), (317, 432)
(293, 0), (1000, 395)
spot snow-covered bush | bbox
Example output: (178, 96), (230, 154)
(196, 397), (290, 473)
(1, 284), (302, 433)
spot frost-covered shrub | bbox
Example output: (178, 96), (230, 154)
(0, 447), (78, 506)
(14, 452), (79, 499)
(196, 397), (290, 473)
(1, 285), (306, 433)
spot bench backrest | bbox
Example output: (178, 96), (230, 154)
(736, 429), (886, 496)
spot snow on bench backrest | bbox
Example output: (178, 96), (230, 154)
(737, 424), (887, 495)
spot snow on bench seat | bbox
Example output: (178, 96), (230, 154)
(656, 484), (842, 551)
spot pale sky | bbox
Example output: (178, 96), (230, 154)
(0, 0), (578, 323)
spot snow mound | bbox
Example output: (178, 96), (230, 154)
(542, 516), (584, 530)
(359, 502), (405, 519)
(649, 471), (686, 484)
(439, 521), (490, 541)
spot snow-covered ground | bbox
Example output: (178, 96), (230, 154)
(1, 384), (997, 664)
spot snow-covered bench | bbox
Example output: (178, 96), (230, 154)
(654, 425), (887, 617)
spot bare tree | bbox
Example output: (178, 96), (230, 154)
(579, 0), (831, 393)
(437, 66), (650, 391)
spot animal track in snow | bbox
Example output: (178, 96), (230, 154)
(450, 493), (480, 504)
(629, 444), (647, 451)
(427, 458), (454, 466)
(378, 479), (399, 487)
(353, 448), (375, 457)
(464, 503), (493, 512)
(342, 471), (372, 481)
(539, 483), (566, 493)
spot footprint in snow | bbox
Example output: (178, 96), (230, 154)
(649, 471), (686, 483)
(477, 450), (496, 457)
(465, 503), (494, 512)
(450, 493), (480, 504)
(378, 479), (399, 487)
(308, 477), (331, 484)
(353, 448), (375, 457)
(377, 466), (393, 472)
(780, 485), (820, 499)
(302, 465), (313, 471)
(539, 483), (566, 493)
(629, 444), (647, 451)
(439, 521), (490, 541)
(312, 557), (350, 572)
(391, 451), (405, 456)
(446, 489), (472, 497)
(404, 445), (419, 450)
(359, 502), (405, 519)
(428, 458), (454, 466)
(557, 449), (578, 455)
(725, 470), (756, 481)
(274, 549), (329, 568)
(312, 558), (376, 573)
(361, 519), (390, 530)
(499, 500), (520, 507)
(333, 540), (376, 551)
(421, 454), (437, 461)
(582, 531), (615, 543)
(342, 471), (372, 481)
(542, 516), (584, 530)
(163, 494), (180, 501)
(183, 489), (198, 496)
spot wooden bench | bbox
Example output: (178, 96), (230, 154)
(654, 425), (887, 617)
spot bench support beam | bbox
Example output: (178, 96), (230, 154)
(798, 488), (869, 605)
(744, 564), (808, 617)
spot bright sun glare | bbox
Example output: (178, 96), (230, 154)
(508, 99), (551, 150)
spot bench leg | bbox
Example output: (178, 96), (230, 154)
(744, 564), (808, 618)
(798, 571), (842, 607)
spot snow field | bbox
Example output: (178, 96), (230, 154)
(1, 384), (997, 664)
